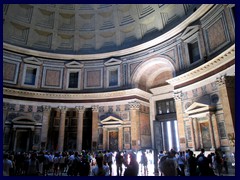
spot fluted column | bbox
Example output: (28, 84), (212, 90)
(193, 118), (200, 150)
(211, 112), (220, 148)
(129, 101), (140, 151)
(173, 92), (186, 151)
(40, 106), (51, 150)
(118, 126), (123, 151)
(207, 113), (215, 150)
(76, 106), (85, 152)
(57, 106), (67, 152)
(103, 127), (107, 150)
(189, 117), (196, 150)
(92, 105), (99, 151)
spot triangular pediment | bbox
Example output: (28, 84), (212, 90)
(180, 25), (200, 40)
(101, 115), (123, 125)
(104, 58), (122, 66)
(23, 57), (42, 65)
(185, 102), (215, 115)
(65, 61), (84, 68)
(186, 102), (208, 112)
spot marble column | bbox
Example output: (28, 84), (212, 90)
(118, 126), (123, 151)
(211, 112), (221, 148)
(92, 105), (99, 151)
(189, 117), (196, 150)
(57, 106), (67, 152)
(207, 113), (215, 150)
(193, 118), (200, 150)
(173, 92), (186, 151)
(40, 106), (51, 150)
(103, 127), (107, 150)
(75, 106), (85, 152)
(129, 101), (140, 151)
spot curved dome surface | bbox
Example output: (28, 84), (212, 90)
(3, 4), (201, 56)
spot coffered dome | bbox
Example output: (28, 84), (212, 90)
(3, 4), (201, 56)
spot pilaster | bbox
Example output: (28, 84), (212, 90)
(129, 101), (140, 151)
(173, 91), (186, 151)
(216, 75), (235, 140)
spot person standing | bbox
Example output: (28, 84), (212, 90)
(124, 153), (139, 176)
(115, 151), (124, 176)
(27, 152), (40, 176)
(140, 151), (148, 176)
(106, 150), (113, 176)
(91, 155), (110, 176)
(158, 154), (178, 176)
(3, 153), (13, 176)
(222, 152), (228, 174)
(188, 150), (197, 176)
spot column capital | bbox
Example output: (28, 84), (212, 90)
(173, 91), (182, 101)
(129, 101), (140, 110)
(3, 102), (9, 111)
(42, 105), (51, 112)
(75, 106), (85, 113)
(216, 75), (235, 88)
(58, 106), (67, 113)
(92, 105), (99, 112)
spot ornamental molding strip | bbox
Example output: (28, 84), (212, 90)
(3, 87), (151, 101)
(167, 44), (235, 87)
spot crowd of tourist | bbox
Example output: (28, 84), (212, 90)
(158, 148), (234, 176)
(3, 148), (235, 176)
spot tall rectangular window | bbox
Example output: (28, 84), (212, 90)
(68, 72), (79, 88)
(24, 67), (37, 85)
(109, 69), (118, 87)
(188, 41), (200, 64)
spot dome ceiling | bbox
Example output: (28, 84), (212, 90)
(3, 4), (201, 56)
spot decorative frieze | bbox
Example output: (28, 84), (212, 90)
(3, 102), (9, 111)
(92, 105), (99, 112)
(128, 101), (140, 110)
(42, 105), (51, 112)
(216, 75), (235, 88)
(173, 91), (182, 101)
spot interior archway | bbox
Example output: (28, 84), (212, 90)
(132, 57), (176, 91)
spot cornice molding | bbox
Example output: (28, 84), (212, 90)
(167, 44), (235, 87)
(3, 87), (152, 101)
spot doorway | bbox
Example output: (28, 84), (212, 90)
(15, 131), (29, 152)
(109, 131), (118, 151)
